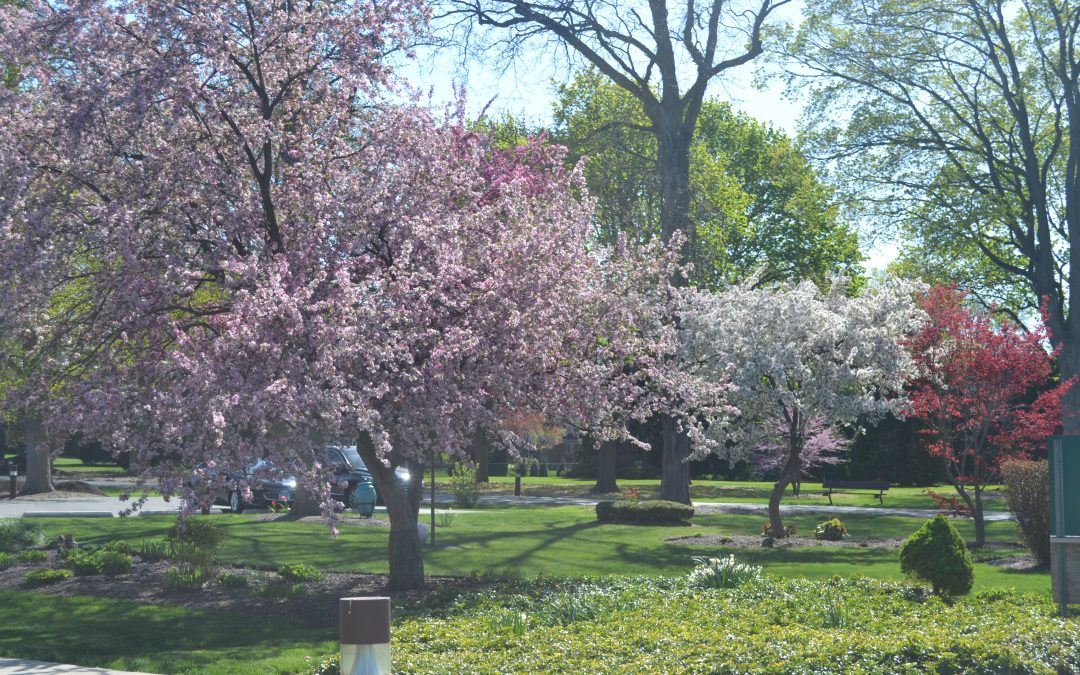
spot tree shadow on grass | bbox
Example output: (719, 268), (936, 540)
(0, 590), (333, 672)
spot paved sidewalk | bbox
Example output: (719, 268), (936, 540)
(0, 658), (157, 674)
(0, 481), (1013, 522)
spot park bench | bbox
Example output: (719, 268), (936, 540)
(821, 479), (890, 504)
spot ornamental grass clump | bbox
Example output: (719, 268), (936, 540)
(688, 555), (763, 589)
(0, 520), (44, 552)
(899, 514), (974, 597)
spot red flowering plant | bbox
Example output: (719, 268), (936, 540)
(906, 286), (1074, 547)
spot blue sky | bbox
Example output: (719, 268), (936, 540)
(398, 25), (900, 273)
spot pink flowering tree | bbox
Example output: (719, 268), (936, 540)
(682, 277), (924, 537)
(750, 416), (846, 496)
(0, 0), (719, 589)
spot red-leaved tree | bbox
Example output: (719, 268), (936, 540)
(907, 286), (1074, 547)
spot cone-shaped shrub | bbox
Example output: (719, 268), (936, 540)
(899, 514), (974, 596)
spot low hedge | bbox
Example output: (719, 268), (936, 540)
(306, 575), (1080, 674)
(595, 499), (694, 524)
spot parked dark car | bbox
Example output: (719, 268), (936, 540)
(325, 445), (416, 505)
(205, 459), (297, 514)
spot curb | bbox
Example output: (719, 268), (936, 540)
(23, 511), (113, 518)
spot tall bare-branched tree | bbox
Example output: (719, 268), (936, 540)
(442, 0), (790, 503)
(783, 0), (1080, 432)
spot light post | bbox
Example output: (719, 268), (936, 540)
(340, 596), (391, 675)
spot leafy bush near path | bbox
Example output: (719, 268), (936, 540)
(449, 464), (480, 507)
(302, 575), (1079, 674)
(595, 499), (694, 524)
(1001, 459), (1050, 566)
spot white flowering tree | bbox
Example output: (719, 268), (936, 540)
(683, 278), (924, 537)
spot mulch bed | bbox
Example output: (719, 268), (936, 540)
(0, 548), (480, 628)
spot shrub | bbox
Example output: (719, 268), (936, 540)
(99, 540), (138, 556)
(97, 550), (133, 576)
(449, 463), (480, 507)
(24, 568), (72, 587)
(688, 555), (763, 589)
(899, 514), (974, 596)
(0, 520), (45, 552)
(595, 500), (694, 524)
(217, 572), (250, 588)
(162, 566), (208, 592)
(0, 552), (14, 569)
(814, 517), (848, 541)
(65, 549), (105, 576)
(760, 522), (797, 538)
(278, 563), (322, 584)
(166, 520), (224, 574)
(18, 550), (48, 564)
(167, 518), (226, 552)
(1000, 459), (1049, 566)
(253, 580), (306, 598)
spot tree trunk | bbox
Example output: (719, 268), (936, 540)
(768, 417), (803, 538)
(591, 440), (618, 494)
(656, 120), (694, 505)
(660, 417), (690, 504)
(19, 414), (53, 496)
(972, 485), (986, 549)
(470, 430), (489, 483)
(356, 432), (425, 591)
(287, 485), (322, 517)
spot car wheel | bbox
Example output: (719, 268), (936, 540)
(228, 490), (245, 514)
(343, 485), (356, 510)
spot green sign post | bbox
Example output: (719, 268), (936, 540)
(1050, 436), (1080, 615)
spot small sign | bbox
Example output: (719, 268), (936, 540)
(1050, 437), (1080, 537)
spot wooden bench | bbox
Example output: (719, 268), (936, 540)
(822, 479), (890, 504)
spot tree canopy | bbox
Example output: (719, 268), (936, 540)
(553, 70), (862, 289)
(0, 0), (718, 590)
(782, 0), (1080, 431)
(682, 276), (923, 536)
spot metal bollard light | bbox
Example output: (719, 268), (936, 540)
(340, 596), (391, 675)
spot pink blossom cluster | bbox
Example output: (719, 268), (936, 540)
(0, 0), (718, 524)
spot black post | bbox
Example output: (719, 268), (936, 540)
(8, 464), (16, 499)
(514, 464), (522, 497)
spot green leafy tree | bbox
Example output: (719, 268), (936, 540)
(783, 0), (1080, 432)
(553, 70), (861, 290)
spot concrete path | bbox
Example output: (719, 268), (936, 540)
(0, 658), (156, 674)
(0, 485), (1013, 521)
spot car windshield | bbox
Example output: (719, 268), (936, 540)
(335, 446), (366, 470)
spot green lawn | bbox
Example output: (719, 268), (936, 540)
(0, 591), (334, 675)
(458, 476), (1010, 511)
(29, 506), (1044, 592)
(0, 506), (1052, 674)
(52, 457), (127, 475)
